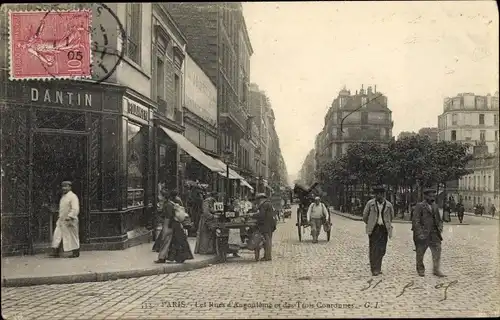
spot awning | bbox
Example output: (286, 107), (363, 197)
(161, 127), (224, 173)
(241, 179), (254, 192)
(212, 158), (254, 192)
(213, 158), (244, 180)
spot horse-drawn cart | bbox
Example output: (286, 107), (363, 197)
(293, 183), (331, 242)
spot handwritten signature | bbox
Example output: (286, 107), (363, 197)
(360, 279), (458, 301)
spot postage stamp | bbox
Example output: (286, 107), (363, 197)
(8, 9), (92, 80)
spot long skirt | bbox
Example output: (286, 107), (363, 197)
(167, 220), (194, 263)
(156, 219), (174, 259)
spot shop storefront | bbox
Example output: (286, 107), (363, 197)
(1, 80), (156, 255)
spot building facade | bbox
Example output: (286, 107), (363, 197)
(164, 3), (254, 196)
(316, 85), (394, 168)
(437, 92), (499, 154)
(298, 149), (316, 187)
(0, 3), (193, 255)
(457, 145), (499, 211)
(183, 53), (218, 188)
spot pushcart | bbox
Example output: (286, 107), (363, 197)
(293, 183), (331, 242)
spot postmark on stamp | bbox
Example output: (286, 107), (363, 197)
(8, 9), (92, 80)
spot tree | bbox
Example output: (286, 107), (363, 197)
(315, 135), (472, 214)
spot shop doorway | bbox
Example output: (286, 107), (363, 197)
(31, 133), (88, 249)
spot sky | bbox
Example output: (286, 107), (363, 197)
(242, 1), (499, 179)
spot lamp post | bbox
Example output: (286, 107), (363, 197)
(222, 148), (233, 210)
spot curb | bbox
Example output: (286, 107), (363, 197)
(463, 212), (499, 220)
(332, 211), (469, 225)
(332, 211), (363, 221)
(1, 256), (219, 288)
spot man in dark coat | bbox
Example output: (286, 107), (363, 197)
(254, 193), (276, 261)
(412, 188), (446, 277)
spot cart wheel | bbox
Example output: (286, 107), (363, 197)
(327, 230), (331, 242)
(216, 237), (228, 263)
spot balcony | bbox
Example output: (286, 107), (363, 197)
(220, 104), (248, 133)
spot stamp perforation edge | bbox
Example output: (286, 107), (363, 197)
(8, 8), (93, 81)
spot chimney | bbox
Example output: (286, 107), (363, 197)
(367, 86), (372, 95)
(374, 85), (377, 93)
(355, 90), (358, 95)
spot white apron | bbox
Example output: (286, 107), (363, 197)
(52, 191), (80, 251)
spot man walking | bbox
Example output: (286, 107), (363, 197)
(254, 193), (276, 261)
(412, 188), (446, 277)
(456, 201), (465, 224)
(50, 181), (80, 258)
(362, 186), (394, 276)
(306, 196), (329, 243)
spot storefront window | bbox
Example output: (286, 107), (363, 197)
(127, 122), (147, 207)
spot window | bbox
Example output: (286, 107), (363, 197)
(451, 130), (457, 141)
(451, 113), (458, 125)
(174, 74), (181, 110)
(156, 57), (164, 100)
(479, 114), (485, 125)
(494, 114), (499, 126)
(488, 176), (491, 191)
(495, 130), (499, 141)
(480, 130), (486, 141)
(464, 129), (472, 140)
(127, 122), (147, 208)
(125, 3), (142, 64)
(361, 97), (367, 107)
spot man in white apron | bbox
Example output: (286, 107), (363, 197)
(50, 181), (80, 258)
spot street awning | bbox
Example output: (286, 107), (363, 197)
(213, 158), (244, 180)
(241, 179), (254, 192)
(161, 126), (224, 173)
(212, 158), (254, 192)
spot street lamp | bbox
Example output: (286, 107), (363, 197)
(222, 147), (233, 210)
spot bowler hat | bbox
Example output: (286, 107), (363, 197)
(423, 188), (436, 194)
(372, 185), (385, 192)
(61, 181), (72, 186)
(255, 193), (267, 200)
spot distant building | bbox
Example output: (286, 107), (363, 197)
(315, 85), (394, 168)
(437, 92), (499, 154)
(418, 127), (438, 142)
(298, 149), (316, 187)
(398, 131), (417, 140)
(457, 144), (499, 211)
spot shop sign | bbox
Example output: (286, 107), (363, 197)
(185, 54), (217, 126)
(123, 97), (149, 123)
(30, 87), (92, 108)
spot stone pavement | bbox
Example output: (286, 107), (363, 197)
(1, 238), (217, 287)
(2, 205), (499, 319)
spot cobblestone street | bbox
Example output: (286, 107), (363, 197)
(2, 207), (499, 319)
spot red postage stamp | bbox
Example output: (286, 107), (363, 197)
(8, 10), (92, 80)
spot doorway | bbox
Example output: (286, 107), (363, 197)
(31, 133), (87, 248)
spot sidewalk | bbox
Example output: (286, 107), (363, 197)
(463, 211), (499, 220)
(331, 209), (470, 225)
(1, 238), (218, 288)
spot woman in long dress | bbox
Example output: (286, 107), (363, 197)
(165, 197), (194, 263)
(154, 190), (193, 263)
(152, 189), (171, 253)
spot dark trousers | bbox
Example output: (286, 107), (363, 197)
(457, 212), (464, 223)
(414, 231), (442, 273)
(368, 224), (388, 273)
(262, 232), (273, 260)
